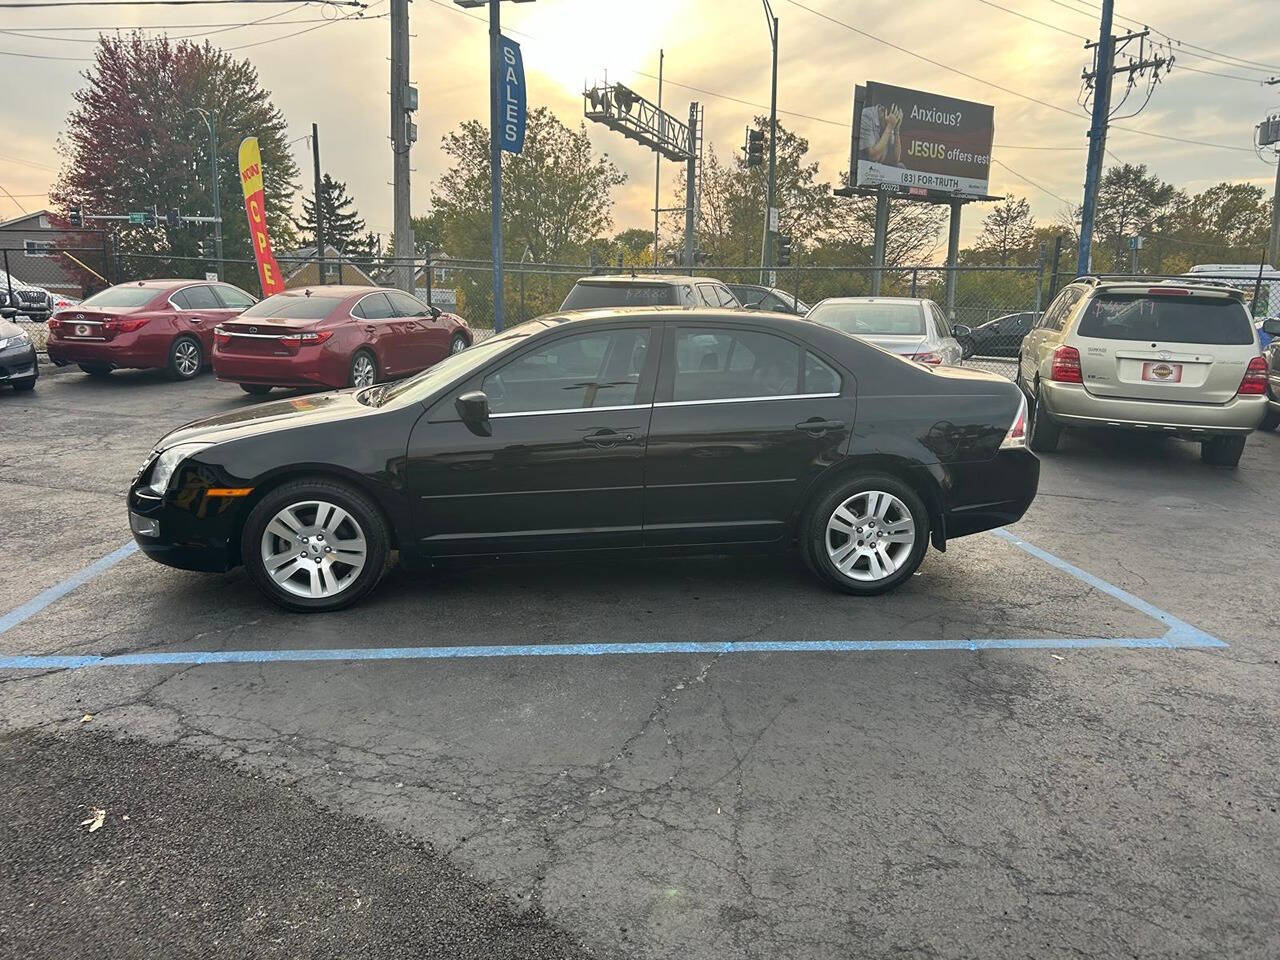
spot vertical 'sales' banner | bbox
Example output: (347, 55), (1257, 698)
(237, 137), (285, 297)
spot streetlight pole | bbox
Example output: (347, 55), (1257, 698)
(759, 0), (778, 284)
(489, 0), (504, 331)
(195, 107), (223, 280)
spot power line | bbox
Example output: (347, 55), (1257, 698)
(0, 5), (334, 44)
(0, 153), (57, 171)
(0, 0), (364, 7)
(972, 0), (1088, 40)
(992, 158), (1074, 207)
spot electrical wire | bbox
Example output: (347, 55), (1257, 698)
(992, 158), (1074, 207)
(972, 0), (1089, 41)
(0, 0), (364, 8)
(0, 4), (327, 44)
(0, 153), (57, 171)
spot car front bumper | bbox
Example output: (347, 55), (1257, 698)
(1042, 381), (1267, 437)
(128, 488), (239, 573)
(0, 342), (38, 384)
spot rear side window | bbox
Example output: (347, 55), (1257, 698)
(1077, 294), (1255, 345)
(352, 293), (394, 320)
(561, 283), (677, 310)
(673, 328), (802, 401)
(175, 285), (220, 310)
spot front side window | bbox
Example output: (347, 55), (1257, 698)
(714, 284), (742, 308)
(386, 290), (428, 316)
(482, 328), (651, 414)
(672, 327), (803, 401)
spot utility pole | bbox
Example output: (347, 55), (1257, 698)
(390, 0), (416, 293)
(1077, 5), (1169, 276)
(311, 123), (325, 284)
(684, 102), (699, 272)
(1261, 81), (1280, 268)
(759, 0), (778, 283)
(652, 49), (663, 268)
(195, 108), (222, 280)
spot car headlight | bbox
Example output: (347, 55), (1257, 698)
(0, 333), (30, 350)
(146, 442), (213, 495)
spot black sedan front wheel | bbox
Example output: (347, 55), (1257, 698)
(803, 475), (929, 595)
(242, 478), (390, 612)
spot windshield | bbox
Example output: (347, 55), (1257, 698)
(1077, 294), (1255, 345)
(80, 286), (158, 308)
(239, 295), (345, 319)
(808, 301), (926, 336)
(378, 323), (544, 405)
(561, 282), (678, 310)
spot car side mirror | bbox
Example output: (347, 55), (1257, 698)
(428, 305), (442, 320)
(952, 323), (972, 338)
(455, 390), (492, 437)
(1262, 318), (1280, 337)
(953, 324), (975, 360)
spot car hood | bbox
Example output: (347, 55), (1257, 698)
(156, 388), (380, 450)
(0, 316), (25, 338)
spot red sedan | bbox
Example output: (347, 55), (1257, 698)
(211, 286), (472, 394)
(47, 279), (257, 380)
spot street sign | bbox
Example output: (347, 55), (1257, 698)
(128, 212), (145, 225)
(205, 272), (218, 282)
(768, 207), (779, 232)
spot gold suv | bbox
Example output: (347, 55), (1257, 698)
(1017, 278), (1269, 468)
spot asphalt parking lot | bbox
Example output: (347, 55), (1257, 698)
(3, 364), (1279, 959)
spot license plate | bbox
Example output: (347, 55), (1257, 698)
(1141, 361), (1182, 383)
(75, 323), (91, 336)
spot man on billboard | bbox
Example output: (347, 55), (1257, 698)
(859, 102), (904, 166)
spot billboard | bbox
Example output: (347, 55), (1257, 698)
(854, 82), (995, 198)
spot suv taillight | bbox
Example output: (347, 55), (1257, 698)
(1237, 356), (1268, 396)
(1000, 394), (1028, 450)
(1050, 345), (1082, 383)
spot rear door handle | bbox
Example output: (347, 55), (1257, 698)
(795, 418), (846, 434)
(189, 316), (204, 324)
(365, 325), (376, 333)
(583, 428), (638, 448)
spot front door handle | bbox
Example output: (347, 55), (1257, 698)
(796, 418), (846, 434)
(583, 428), (638, 448)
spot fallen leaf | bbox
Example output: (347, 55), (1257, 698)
(80, 715), (93, 724)
(80, 808), (106, 833)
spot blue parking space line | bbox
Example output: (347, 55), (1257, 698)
(0, 541), (138, 638)
(0, 528), (1224, 671)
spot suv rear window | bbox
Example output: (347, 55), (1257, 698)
(561, 282), (678, 310)
(1076, 294), (1255, 345)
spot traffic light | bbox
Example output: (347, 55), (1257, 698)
(142, 205), (158, 228)
(197, 238), (212, 260)
(166, 208), (181, 230)
(745, 128), (764, 167)
(777, 234), (792, 267)
(68, 206), (84, 228)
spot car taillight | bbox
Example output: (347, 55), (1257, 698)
(1237, 356), (1268, 395)
(1050, 345), (1083, 383)
(279, 329), (334, 352)
(214, 328), (232, 348)
(1000, 394), (1028, 450)
(911, 350), (942, 365)
(104, 316), (149, 333)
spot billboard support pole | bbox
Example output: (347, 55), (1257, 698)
(945, 199), (962, 320)
(870, 189), (889, 296)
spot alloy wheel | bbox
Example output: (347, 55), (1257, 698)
(174, 340), (200, 378)
(259, 500), (368, 599)
(824, 490), (917, 582)
(449, 336), (467, 354)
(351, 354), (376, 388)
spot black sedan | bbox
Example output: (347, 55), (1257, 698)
(128, 308), (1039, 611)
(0, 308), (38, 392)
(961, 311), (1038, 358)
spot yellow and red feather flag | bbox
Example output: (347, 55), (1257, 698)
(237, 137), (286, 297)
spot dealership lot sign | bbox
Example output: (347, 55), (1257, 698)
(855, 82), (994, 198)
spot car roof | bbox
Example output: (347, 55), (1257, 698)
(816, 296), (929, 305)
(1071, 277), (1245, 297)
(573, 274), (725, 286)
(538, 305), (810, 329)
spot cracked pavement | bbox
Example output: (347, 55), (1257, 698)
(2, 367), (1278, 958)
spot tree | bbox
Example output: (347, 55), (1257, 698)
(430, 107), (625, 264)
(295, 174), (368, 255)
(50, 33), (299, 292)
(971, 196), (1037, 266)
(1093, 163), (1180, 272)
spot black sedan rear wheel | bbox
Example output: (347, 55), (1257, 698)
(803, 474), (929, 596)
(242, 478), (390, 612)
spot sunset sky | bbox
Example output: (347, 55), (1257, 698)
(2, 0), (1278, 254)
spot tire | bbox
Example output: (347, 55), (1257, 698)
(79, 364), (111, 377)
(12, 378), (35, 392)
(167, 335), (203, 381)
(239, 383), (273, 396)
(448, 333), (469, 355)
(1200, 435), (1246, 468)
(1027, 383), (1062, 453)
(349, 350), (377, 388)
(1260, 407), (1280, 432)
(802, 474), (930, 596)
(241, 478), (390, 613)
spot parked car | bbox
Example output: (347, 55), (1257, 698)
(47, 279), (257, 380)
(560, 274), (742, 310)
(1258, 317), (1280, 431)
(128, 307), (1038, 612)
(212, 286), (471, 394)
(726, 282), (810, 314)
(0, 306), (38, 392)
(961, 311), (1037, 358)
(806, 297), (972, 366)
(1018, 278), (1269, 466)
(0, 272), (53, 323)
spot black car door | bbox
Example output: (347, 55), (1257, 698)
(406, 323), (659, 556)
(643, 322), (853, 546)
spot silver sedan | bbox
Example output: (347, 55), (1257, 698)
(806, 297), (972, 366)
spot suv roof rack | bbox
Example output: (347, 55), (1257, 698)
(1073, 274), (1245, 294)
